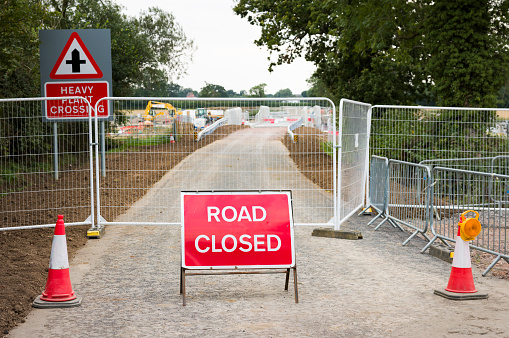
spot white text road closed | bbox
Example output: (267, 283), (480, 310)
(181, 191), (295, 269)
(194, 234), (281, 253)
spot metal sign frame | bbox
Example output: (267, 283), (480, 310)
(180, 190), (298, 305)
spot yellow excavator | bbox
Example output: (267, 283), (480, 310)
(143, 101), (177, 122)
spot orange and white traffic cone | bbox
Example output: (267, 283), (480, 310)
(170, 133), (175, 143)
(33, 215), (82, 308)
(434, 210), (488, 300)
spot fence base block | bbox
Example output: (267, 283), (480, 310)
(434, 289), (488, 301)
(311, 228), (363, 240)
(86, 226), (105, 239)
(429, 245), (454, 264)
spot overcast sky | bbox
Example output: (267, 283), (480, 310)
(121, 0), (316, 95)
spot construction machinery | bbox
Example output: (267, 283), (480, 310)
(194, 108), (224, 127)
(143, 101), (177, 122)
(191, 108), (207, 129)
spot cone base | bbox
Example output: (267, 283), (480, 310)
(434, 289), (488, 301)
(32, 295), (82, 308)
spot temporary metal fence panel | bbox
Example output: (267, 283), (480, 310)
(419, 157), (497, 175)
(371, 105), (509, 164)
(491, 155), (509, 177)
(337, 99), (372, 229)
(0, 97), (95, 231)
(424, 167), (509, 275)
(360, 155), (388, 225)
(375, 159), (432, 245)
(92, 98), (337, 229)
(490, 156), (509, 207)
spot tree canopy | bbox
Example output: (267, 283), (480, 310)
(0, 0), (195, 98)
(0, 0), (49, 97)
(234, 0), (509, 107)
(274, 88), (292, 97)
(248, 83), (267, 97)
(199, 83), (228, 97)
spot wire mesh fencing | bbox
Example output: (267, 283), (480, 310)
(375, 159), (432, 245)
(491, 155), (509, 176)
(423, 167), (509, 276)
(92, 97), (337, 227)
(371, 105), (509, 163)
(368, 105), (509, 271)
(337, 99), (372, 229)
(419, 157), (498, 174)
(360, 155), (388, 224)
(365, 155), (509, 274)
(0, 98), (94, 231)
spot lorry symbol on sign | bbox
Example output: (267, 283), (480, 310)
(50, 32), (103, 79)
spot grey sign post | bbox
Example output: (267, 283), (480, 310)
(39, 29), (112, 190)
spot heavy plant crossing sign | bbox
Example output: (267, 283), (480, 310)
(39, 29), (112, 121)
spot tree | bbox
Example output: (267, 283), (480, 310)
(234, 0), (509, 107)
(49, 0), (195, 96)
(496, 81), (509, 108)
(0, 0), (195, 159)
(226, 89), (244, 97)
(234, 0), (428, 104)
(424, 0), (509, 107)
(0, 0), (49, 98)
(135, 7), (195, 84)
(248, 83), (267, 97)
(199, 83), (227, 97)
(274, 88), (293, 97)
(305, 75), (329, 98)
(164, 83), (198, 97)
(132, 68), (172, 97)
(0, 0), (54, 158)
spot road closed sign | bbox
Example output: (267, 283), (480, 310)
(181, 191), (295, 269)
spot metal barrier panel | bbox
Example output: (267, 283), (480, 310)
(0, 97), (94, 231)
(376, 159), (431, 245)
(371, 106), (509, 163)
(425, 166), (509, 275)
(337, 99), (372, 228)
(360, 155), (388, 223)
(492, 155), (509, 176)
(419, 157), (497, 174)
(93, 98), (336, 227)
(490, 156), (509, 207)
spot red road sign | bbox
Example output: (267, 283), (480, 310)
(44, 81), (109, 119)
(50, 32), (103, 79)
(181, 191), (295, 269)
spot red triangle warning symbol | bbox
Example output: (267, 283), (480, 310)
(50, 32), (103, 79)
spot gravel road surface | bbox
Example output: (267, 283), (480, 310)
(9, 128), (509, 337)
